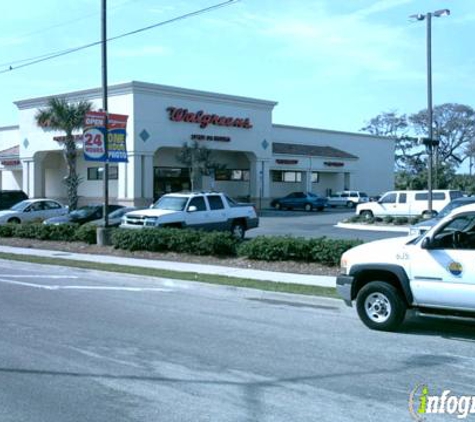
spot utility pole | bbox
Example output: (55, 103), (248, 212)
(102, 0), (109, 228)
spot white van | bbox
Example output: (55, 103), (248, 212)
(355, 190), (463, 218)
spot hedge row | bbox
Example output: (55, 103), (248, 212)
(0, 223), (98, 244)
(0, 223), (363, 267)
(345, 215), (421, 225)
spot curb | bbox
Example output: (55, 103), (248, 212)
(335, 222), (410, 233)
(0, 245), (336, 288)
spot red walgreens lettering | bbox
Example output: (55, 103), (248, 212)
(166, 107), (253, 129)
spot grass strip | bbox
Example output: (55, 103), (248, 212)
(0, 251), (338, 298)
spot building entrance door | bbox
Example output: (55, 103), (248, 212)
(153, 167), (190, 200)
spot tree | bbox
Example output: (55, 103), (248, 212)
(35, 97), (93, 210)
(361, 111), (422, 171)
(410, 103), (475, 166)
(175, 141), (225, 191)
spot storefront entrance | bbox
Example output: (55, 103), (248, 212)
(153, 167), (190, 200)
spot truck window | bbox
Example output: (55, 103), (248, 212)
(399, 193), (407, 203)
(380, 193), (397, 204)
(188, 196), (207, 211)
(208, 195), (224, 210)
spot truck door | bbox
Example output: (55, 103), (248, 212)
(184, 196), (209, 228)
(409, 212), (475, 309)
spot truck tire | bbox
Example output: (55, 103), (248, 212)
(356, 281), (407, 331)
(231, 221), (246, 239)
(346, 201), (355, 209)
(360, 210), (373, 220)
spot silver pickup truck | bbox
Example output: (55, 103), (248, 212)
(120, 191), (259, 239)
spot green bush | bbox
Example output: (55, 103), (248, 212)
(382, 216), (394, 224)
(74, 224), (99, 244)
(237, 236), (362, 266)
(111, 228), (239, 256)
(12, 223), (51, 240)
(237, 236), (310, 261)
(393, 217), (409, 225)
(0, 224), (15, 237)
(45, 224), (78, 241)
(408, 216), (421, 225)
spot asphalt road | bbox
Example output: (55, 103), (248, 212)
(1, 259), (474, 421)
(251, 208), (406, 242)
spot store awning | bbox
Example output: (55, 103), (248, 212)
(272, 142), (358, 159)
(0, 145), (21, 167)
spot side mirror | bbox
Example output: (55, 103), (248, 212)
(187, 205), (198, 212)
(421, 237), (432, 249)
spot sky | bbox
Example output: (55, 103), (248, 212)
(0, 0), (473, 134)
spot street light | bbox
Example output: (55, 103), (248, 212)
(409, 8), (450, 216)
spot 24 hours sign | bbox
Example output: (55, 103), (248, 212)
(83, 111), (128, 163)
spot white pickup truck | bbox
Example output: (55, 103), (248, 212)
(337, 202), (475, 331)
(120, 191), (259, 239)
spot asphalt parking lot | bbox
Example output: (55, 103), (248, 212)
(250, 207), (406, 242)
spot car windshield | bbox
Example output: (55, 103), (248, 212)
(10, 200), (31, 211)
(70, 206), (99, 219)
(153, 196), (188, 211)
(437, 200), (472, 219)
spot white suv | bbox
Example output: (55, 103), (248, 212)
(327, 191), (369, 208)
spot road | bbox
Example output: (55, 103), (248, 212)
(251, 208), (406, 242)
(1, 259), (474, 421)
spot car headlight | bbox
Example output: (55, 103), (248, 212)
(144, 217), (158, 226)
(340, 256), (348, 275)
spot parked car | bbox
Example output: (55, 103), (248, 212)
(408, 196), (475, 236)
(0, 190), (28, 211)
(87, 207), (138, 227)
(356, 189), (463, 219)
(43, 204), (124, 225)
(326, 191), (369, 208)
(270, 192), (327, 211)
(0, 198), (67, 224)
(121, 191), (259, 239)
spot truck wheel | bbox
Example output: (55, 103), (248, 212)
(231, 222), (245, 239)
(360, 210), (373, 220)
(304, 203), (312, 212)
(356, 282), (407, 331)
(346, 201), (355, 209)
(7, 218), (20, 224)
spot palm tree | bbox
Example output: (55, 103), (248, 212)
(35, 97), (93, 210)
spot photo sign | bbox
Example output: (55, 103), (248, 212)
(83, 111), (128, 162)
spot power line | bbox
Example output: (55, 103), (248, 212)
(0, 0), (239, 74)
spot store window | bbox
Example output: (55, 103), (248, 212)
(271, 170), (302, 183)
(87, 166), (118, 180)
(215, 169), (250, 181)
(311, 172), (320, 183)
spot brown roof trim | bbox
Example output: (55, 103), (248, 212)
(272, 142), (358, 159)
(0, 145), (19, 158)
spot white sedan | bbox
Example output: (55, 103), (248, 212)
(0, 199), (68, 224)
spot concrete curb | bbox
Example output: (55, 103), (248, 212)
(0, 245), (336, 288)
(336, 222), (410, 233)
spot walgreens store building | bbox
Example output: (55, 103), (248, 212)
(0, 81), (394, 207)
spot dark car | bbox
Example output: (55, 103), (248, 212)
(43, 204), (124, 225)
(270, 192), (327, 211)
(0, 190), (28, 210)
(87, 206), (138, 227)
(409, 196), (475, 236)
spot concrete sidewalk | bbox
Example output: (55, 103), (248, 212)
(0, 245), (336, 288)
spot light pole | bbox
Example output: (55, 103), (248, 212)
(410, 8), (450, 216)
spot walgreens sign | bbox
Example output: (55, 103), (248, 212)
(166, 107), (253, 129)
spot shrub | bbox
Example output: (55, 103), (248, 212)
(237, 236), (363, 266)
(237, 236), (311, 262)
(13, 223), (50, 240)
(74, 224), (99, 244)
(46, 224), (78, 241)
(393, 217), (409, 225)
(0, 224), (15, 238)
(382, 216), (394, 224)
(111, 228), (239, 256)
